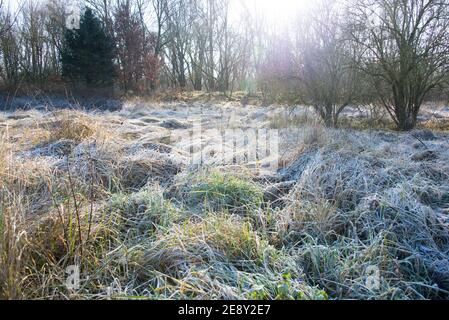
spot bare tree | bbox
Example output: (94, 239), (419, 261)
(349, 0), (449, 130)
(0, 0), (22, 37)
(0, 0), (66, 86)
(114, 0), (143, 92)
(20, 1), (49, 82)
(295, 0), (363, 127)
(44, 0), (66, 77)
(0, 1), (22, 85)
(0, 0), (443, 105)
(185, 0), (207, 91)
(147, 0), (172, 56)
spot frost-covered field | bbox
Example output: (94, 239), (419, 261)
(1, 101), (449, 299)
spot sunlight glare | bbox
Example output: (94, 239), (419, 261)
(242, 0), (310, 27)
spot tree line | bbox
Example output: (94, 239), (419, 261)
(0, 0), (448, 131)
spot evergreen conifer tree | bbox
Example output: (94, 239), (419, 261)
(61, 8), (116, 86)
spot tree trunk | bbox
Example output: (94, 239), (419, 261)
(395, 105), (418, 131)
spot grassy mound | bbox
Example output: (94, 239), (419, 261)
(278, 131), (449, 299)
(44, 111), (102, 142)
(137, 214), (326, 300)
(107, 186), (179, 238)
(187, 171), (264, 215)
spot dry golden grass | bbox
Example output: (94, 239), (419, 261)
(46, 111), (98, 142)
(0, 129), (10, 177)
(420, 118), (449, 132)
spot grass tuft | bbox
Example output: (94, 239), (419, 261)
(107, 186), (179, 238)
(187, 171), (264, 215)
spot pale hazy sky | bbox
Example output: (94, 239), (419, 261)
(232, 0), (310, 28)
(239, 0), (308, 16)
(5, 0), (310, 29)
